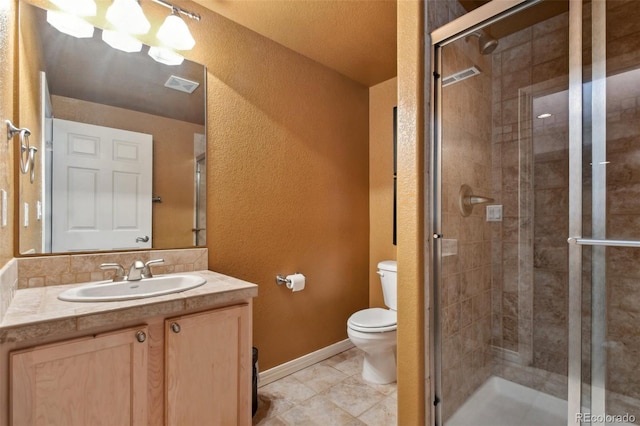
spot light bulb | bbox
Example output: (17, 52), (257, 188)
(102, 30), (142, 53)
(106, 0), (150, 35)
(46, 10), (95, 38)
(50, 0), (97, 16)
(148, 46), (184, 66)
(157, 11), (195, 51)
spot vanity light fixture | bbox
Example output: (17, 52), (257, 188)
(102, 29), (143, 53)
(46, 10), (95, 38)
(148, 46), (184, 66)
(49, 0), (97, 16)
(156, 8), (196, 51)
(106, 0), (151, 35)
(146, 0), (200, 64)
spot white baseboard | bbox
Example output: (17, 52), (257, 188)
(258, 339), (354, 387)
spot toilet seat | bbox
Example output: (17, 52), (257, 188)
(347, 308), (397, 333)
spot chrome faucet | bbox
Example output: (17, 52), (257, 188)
(127, 260), (145, 281)
(100, 263), (126, 282)
(142, 259), (164, 278)
(100, 258), (164, 282)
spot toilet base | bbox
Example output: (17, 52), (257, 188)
(362, 348), (396, 384)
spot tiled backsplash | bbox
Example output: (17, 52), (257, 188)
(16, 248), (208, 289)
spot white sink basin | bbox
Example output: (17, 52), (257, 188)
(58, 274), (206, 302)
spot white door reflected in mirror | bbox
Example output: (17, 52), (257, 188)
(51, 119), (153, 252)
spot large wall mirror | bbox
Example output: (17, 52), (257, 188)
(18, 1), (207, 255)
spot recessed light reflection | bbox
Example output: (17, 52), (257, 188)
(536, 113), (553, 119)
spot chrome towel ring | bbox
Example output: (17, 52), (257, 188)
(6, 120), (37, 183)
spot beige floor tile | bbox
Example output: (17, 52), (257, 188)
(291, 362), (349, 392)
(253, 413), (289, 426)
(253, 413), (288, 426)
(256, 375), (316, 419)
(350, 371), (398, 396)
(254, 348), (397, 425)
(253, 392), (296, 424)
(358, 395), (398, 426)
(279, 394), (366, 426)
(322, 347), (364, 376)
(322, 376), (388, 417)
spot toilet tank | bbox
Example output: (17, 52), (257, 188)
(377, 260), (397, 310)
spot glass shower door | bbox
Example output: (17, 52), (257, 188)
(434, 2), (572, 423)
(572, 1), (640, 424)
(433, 0), (640, 425)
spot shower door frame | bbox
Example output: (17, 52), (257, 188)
(429, 0), (591, 425)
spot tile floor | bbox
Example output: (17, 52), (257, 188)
(252, 347), (397, 426)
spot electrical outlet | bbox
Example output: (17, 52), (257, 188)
(24, 202), (29, 227)
(1, 190), (7, 227)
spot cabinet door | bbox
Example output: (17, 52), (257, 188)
(166, 304), (251, 426)
(11, 326), (149, 426)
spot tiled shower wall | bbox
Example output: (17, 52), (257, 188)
(599, 91), (640, 416)
(438, 0), (640, 421)
(597, 1), (640, 411)
(440, 25), (494, 420)
(490, 2), (640, 419)
(490, 12), (570, 392)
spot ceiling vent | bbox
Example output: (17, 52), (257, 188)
(442, 66), (481, 87)
(164, 75), (200, 94)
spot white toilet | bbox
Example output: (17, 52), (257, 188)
(347, 260), (397, 384)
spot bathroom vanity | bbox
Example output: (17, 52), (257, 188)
(0, 270), (257, 426)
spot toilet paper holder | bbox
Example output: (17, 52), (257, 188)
(275, 273), (301, 286)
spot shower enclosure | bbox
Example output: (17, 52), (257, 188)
(431, 0), (640, 425)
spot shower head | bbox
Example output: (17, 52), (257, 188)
(466, 31), (498, 55)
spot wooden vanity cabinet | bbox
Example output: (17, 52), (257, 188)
(8, 303), (252, 426)
(165, 304), (251, 426)
(10, 326), (149, 426)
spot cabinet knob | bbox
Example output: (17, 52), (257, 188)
(135, 331), (146, 343)
(171, 322), (181, 333)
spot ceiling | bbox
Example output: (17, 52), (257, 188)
(194, 0), (566, 87)
(194, 0), (398, 87)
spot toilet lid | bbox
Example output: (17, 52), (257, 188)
(348, 308), (397, 332)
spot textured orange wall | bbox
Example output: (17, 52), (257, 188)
(397, 0), (426, 424)
(200, 9), (370, 370)
(12, 1), (370, 370)
(51, 96), (204, 250)
(369, 78), (398, 308)
(17, 1), (43, 254)
(0, 0), (16, 268)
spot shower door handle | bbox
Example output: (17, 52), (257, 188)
(567, 237), (640, 248)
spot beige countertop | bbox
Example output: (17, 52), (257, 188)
(0, 270), (258, 344)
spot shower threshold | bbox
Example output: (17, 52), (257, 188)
(446, 376), (636, 426)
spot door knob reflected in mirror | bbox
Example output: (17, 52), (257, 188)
(458, 184), (494, 217)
